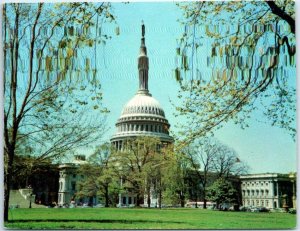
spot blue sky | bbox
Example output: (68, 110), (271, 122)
(89, 2), (296, 174)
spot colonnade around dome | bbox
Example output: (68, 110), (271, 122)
(116, 122), (168, 134)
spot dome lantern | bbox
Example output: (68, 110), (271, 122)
(137, 21), (150, 95)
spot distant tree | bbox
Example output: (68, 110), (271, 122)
(183, 138), (216, 209)
(213, 144), (249, 179)
(110, 137), (162, 206)
(77, 144), (119, 207)
(161, 149), (189, 208)
(182, 138), (248, 208)
(109, 137), (180, 208)
(3, 2), (115, 221)
(175, 1), (296, 144)
(151, 145), (185, 208)
(206, 177), (239, 209)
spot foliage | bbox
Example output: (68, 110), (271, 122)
(175, 1), (296, 143)
(110, 137), (163, 206)
(6, 208), (296, 229)
(182, 137), (248, 207)
(206, 177), (239, 207)
(109, 137), (180, 207)
(161, 149), (188, 207)
(12, 155), (56, 188)
(3, 2), (115, 221)
(76, 144), (120, 207)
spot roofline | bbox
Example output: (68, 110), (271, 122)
(240, 172), (296, 179)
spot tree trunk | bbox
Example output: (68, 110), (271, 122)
(203, 187), (207, 209)
(136, 193), (140, 206)
(158, 190), (162, 209)
(147, 186), (151, 208)
(195, 191), (198, 208)
(203, 197), (207, 209)
(180, 191), (185, 207)
(104, 185), (109, 207)
(4, 172), (11, 222)
(4, 149), (14, 222)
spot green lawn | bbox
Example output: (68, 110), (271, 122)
(5, 208), (297, 229)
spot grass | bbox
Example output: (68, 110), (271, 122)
(5, 207), (297, 229)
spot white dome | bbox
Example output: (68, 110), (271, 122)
(121, 93), (165, 118)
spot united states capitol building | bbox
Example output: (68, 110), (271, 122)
(51, 24), (297, 210)
(58, 23), (173, 207)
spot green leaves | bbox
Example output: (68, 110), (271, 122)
(174, 1), (296, 141)
(207, 178), (238, 205)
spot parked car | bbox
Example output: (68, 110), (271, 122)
(257, 207), (270, 212)
(94, 203), (104, 208)
(288, 208), (296, 214)
(81, 203), (91, 208)
(239, 206), (251, 212)
(250, 207), (259, 212)
(270, 208), (286, 213)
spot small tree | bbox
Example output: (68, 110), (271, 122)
(207, 178), (238, 209)
(182, 138), (247, 208)
(110, 137), (162, 206)
(77, 144), (119, 207)
(183, 138), (216, 209)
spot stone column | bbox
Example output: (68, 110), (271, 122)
(276, 181), (279, 207)
(118, 177), (123, 207)
(292, 180), (296, 209)
(118, 194), (122, 207)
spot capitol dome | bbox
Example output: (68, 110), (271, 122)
(110, 23), (173, 149)
(121, 94), (165, 118)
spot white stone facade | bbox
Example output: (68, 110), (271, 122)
(57, 155), (99, 206)
(240, 173), (296, 209)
